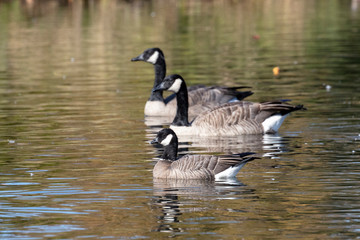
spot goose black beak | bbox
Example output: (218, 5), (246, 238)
(131, 54), (144, 62)
(152, 82), (166, 92)
(150, 138), (159, 144)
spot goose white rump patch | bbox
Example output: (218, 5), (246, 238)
(262, 114), (289, 134)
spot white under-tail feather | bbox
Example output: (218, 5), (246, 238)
(215, 163), (247, 180)
(262, 114), (289, 134)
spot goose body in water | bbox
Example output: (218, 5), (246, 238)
(151, 128), (257, 180)
(152, 74), (306, 136)
(131, 48), (253, 118)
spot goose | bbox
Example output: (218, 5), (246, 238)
(131, 47), (253, 118)
(151, 128), (257, 180)
(152, 74), (306, 136)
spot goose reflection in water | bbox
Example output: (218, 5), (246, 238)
(150, 178), (257, 234)
(148, 127), (294, 158)
(144, 115), (174, 128)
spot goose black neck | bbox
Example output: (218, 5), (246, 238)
(149, 58), (166, 101)
(172, 81), (190, 126)
(162, 140), (178, 161)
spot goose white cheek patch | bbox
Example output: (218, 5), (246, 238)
(168, 78), (183, 93)
(160, 134), (173, 146)
(147, 51), (159, 64)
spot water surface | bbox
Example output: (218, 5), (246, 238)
(0, 0), (360, 239)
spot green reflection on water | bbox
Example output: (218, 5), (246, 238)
(0, 0), (359, 239)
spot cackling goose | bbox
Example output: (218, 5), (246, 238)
(131, 47), (253, 118)
(151, 128), (257, 180)
(152, 74), (306, 136)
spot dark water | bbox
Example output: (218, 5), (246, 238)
(0, 0), (360, 239)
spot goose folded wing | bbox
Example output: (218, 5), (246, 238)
(169, 155), (220, 179)
(192, 101), (261, 127)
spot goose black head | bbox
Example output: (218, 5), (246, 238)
(152, 74), (185, 94)
(151, 128), (178, 146)
(151, 128), (178, 160)
(131, 47), (164, 65)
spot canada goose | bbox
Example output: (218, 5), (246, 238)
(152, 74), (306, 136)
(151, 128), (257, 180)
(131, 47), (253, 118)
